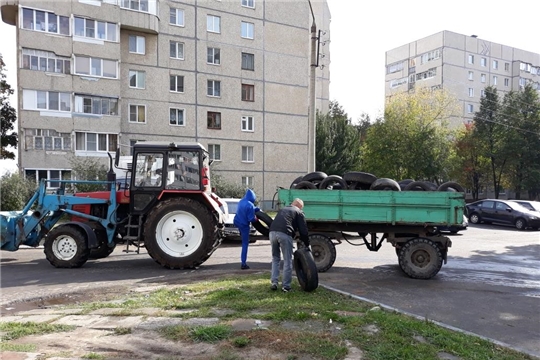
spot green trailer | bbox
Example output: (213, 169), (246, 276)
(277, 189), (466, 279)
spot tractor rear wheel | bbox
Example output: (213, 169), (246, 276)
(144, 198), (217, 269)
(44, 225), (90, 268)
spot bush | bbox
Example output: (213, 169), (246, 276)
(69, 156), (109, 192)
(0, 172), (36, 211)
(211, 172), (247, 199)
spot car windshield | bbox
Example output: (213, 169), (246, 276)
(508, 202), (532, 212)
(226, 202), (239, 214)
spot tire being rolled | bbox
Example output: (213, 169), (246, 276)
(293, 248), (319, 292)
(252, 211), (273, 237)
(144, 198), (218, 269)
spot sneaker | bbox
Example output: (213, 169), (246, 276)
(270, 283), (278, 291)
(241, 264), (250, 270)
(282, 286), (291, 293)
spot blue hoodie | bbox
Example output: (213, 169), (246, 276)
(233, 189), (258, 228)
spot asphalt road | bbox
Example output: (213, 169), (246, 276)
(1, 225), (539, 357)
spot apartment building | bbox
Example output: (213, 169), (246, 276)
(0, 0), (331, 207)
(385, 30), (540, 127)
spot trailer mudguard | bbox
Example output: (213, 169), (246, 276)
(60, 222), (99, 249)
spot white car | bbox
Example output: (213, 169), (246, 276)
(221, 198), (257, 240)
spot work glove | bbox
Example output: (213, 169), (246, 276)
(254, 207), (261, 213)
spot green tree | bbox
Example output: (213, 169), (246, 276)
(1, 54), (17, 160)
(361, 88), (458, 182)
(0, 172), (36, 211)
(210, 172), (247, 199)
(69, 156), (108, 192)
(472, 86), (507, 198)
(315, 101), (362, 175)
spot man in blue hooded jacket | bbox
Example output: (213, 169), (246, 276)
(233, 189), (259, 269)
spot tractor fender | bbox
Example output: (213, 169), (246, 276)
(60, 222), (99, 249)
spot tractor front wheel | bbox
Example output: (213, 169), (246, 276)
(44, 225), (90, 268)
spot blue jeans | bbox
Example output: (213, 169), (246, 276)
(269, 231), (293, 288)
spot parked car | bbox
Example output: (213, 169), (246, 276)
(466, 199), (540, 230)
(221, 198), (257, 241)
(436, 214), (468, 234)
(509, 200), (540, 213)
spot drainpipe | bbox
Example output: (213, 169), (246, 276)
(307, 0), (317, 173)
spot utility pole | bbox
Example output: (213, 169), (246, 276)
(307, 0), (317, 173)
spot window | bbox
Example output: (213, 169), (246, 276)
(207, 111), (221, 129)
(74, 17), (117, 41)
(480, 58), (486, 67)
(74, 94), (118, 115)
(22, 8), (70, 35)
(468, 71), (474, 80)
(468, 54), (474, 64)
(492, 60), (498, 70)
(129, 104), (146, 123)
(481, 74), (486, 83)
(25, 129), (71, 151)
(170, 41), (184, 59)
(390, 77), (407, 88)
(505, 62), (510, 71)
(75, 56), (117, 78)
(129, 70), (146, 89)
(207, 80), (221, 97)
(121, 0), (150, 13)
(207, 47), (220, 65)
(493, 76), (497, 85)
(242, 176), (253, 187)
(468, 88), (474, 97)
(170, 8), (184, 26)
(23, 90), (71, 112)
(242, 84), (254, 101)
(208, 144), (221, 161)
(129, 35), (145, 54)
(415, 68), (436, 81)
(170, 75), (184, 92)
(241, 52), (254, 70)
(420, 50), (440, 64)
(22, 48), (71, 74)
(75, 132), (118, 152)
(241, 21), (254, 39)
(241, 116), (254, 131)
(169, 108), (185, 126)
(467, 104), (474, 113)
(241, 0), (254, 8)
(481, 89), (485, 97)
(504, 78), (509, 87)
(242, 146), (254, 162)
(387, 61), (403, 74)
(25, 169), (71, 188)
(207, 15), (221, 33)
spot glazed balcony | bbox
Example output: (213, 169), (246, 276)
(118, 0), (159, 34)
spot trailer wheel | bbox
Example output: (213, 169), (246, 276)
(144, 198), (217, 269)
(88, 228), (116, 260)
(398, 238), (443, 279)
(293, 248), (319, 292)
(44, 225), (90, 268)
(308, 234), (336, 272)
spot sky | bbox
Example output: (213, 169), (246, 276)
(1, 0), (540, 174)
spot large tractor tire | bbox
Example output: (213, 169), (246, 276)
(370, 178), (401, 191)
(305, 234), (336, 272)
(293, 248), (319, 292)
(398, 238), (443, 279)
(44, 225), (90, 268)
(144, 198), (218, 269)
(343, 172), (377, 190)
(88, 228), (116, 260)
(252, 211), (273, 237)
(318, 175), (348, 190)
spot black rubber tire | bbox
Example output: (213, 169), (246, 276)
(290, 176), (304, 189)
(44, 225), (90, 268)
(515, 218), (527, 230)
(294, 181), (318, 189)
(252, 211), (273, 237)
(437, 181), (465, 193)
(293, 248), (319, 292)
(301, 171), (327, 183)
(423, 182), (438, 191)
(404, 181), (433, 191)
(343, 172), (377, 186)
(307, 234), (336, 272)
(88, 228), (116, 260)
(370, 178), (401, 191)
(398, 238), (443, 279)
(318, 175), (348, 190)
(469, 212), (480, 224)
(144, 198), (218, 269)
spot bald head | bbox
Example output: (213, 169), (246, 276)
(291, 198), (304, 210)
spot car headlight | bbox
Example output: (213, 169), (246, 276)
(529, 216), (538, 220)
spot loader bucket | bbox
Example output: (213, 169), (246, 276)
(0, 211), (19, 251)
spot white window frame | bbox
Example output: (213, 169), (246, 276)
(241, 21), (254, 39)
(23, 89), (71, 112)
(21, 48), (71, 74)
(129, 35), (145, 54)
(169, 107), (185, 126)
(170, 8), (185, 27)
(467, 104), (474, 114)
(207, 47), (220, 65)
(481, 74), (486, 83)
(242, 176), (253, 187)
(468, 54), (474, 64)
(481, 90), (485, 97)
(207, 80), (221, 97)
(207, 15), (221, 33)
(241, 0), (255, 8)
(493, 76), (497, 85)
(241, 116), (254, 132)
(492, 60), (498, 70)
(504, 78), (509, 87)
(75, 132), (117, 152)
(129, 104), (147, 123)
(208, 144), (221, 161)
(129, 70), (146, 89)
(468, 88), (474, 97)
(241, 145), (254, 163)
(480, 58), (486, 67)
(468, 71), (474, 81)
(74, 56), (118, 78)
(25, 169), (71, 188)
(74, 16), (117, 42)
(21, 7), (70, 35)
(170, 41), (184, 60)
(74, 94), (119, 116)
(170, 75), (184, 93)
(120, 0), (151, 13)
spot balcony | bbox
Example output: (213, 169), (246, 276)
(119, 0), (159, 34)
(1, 0), (18, 26)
